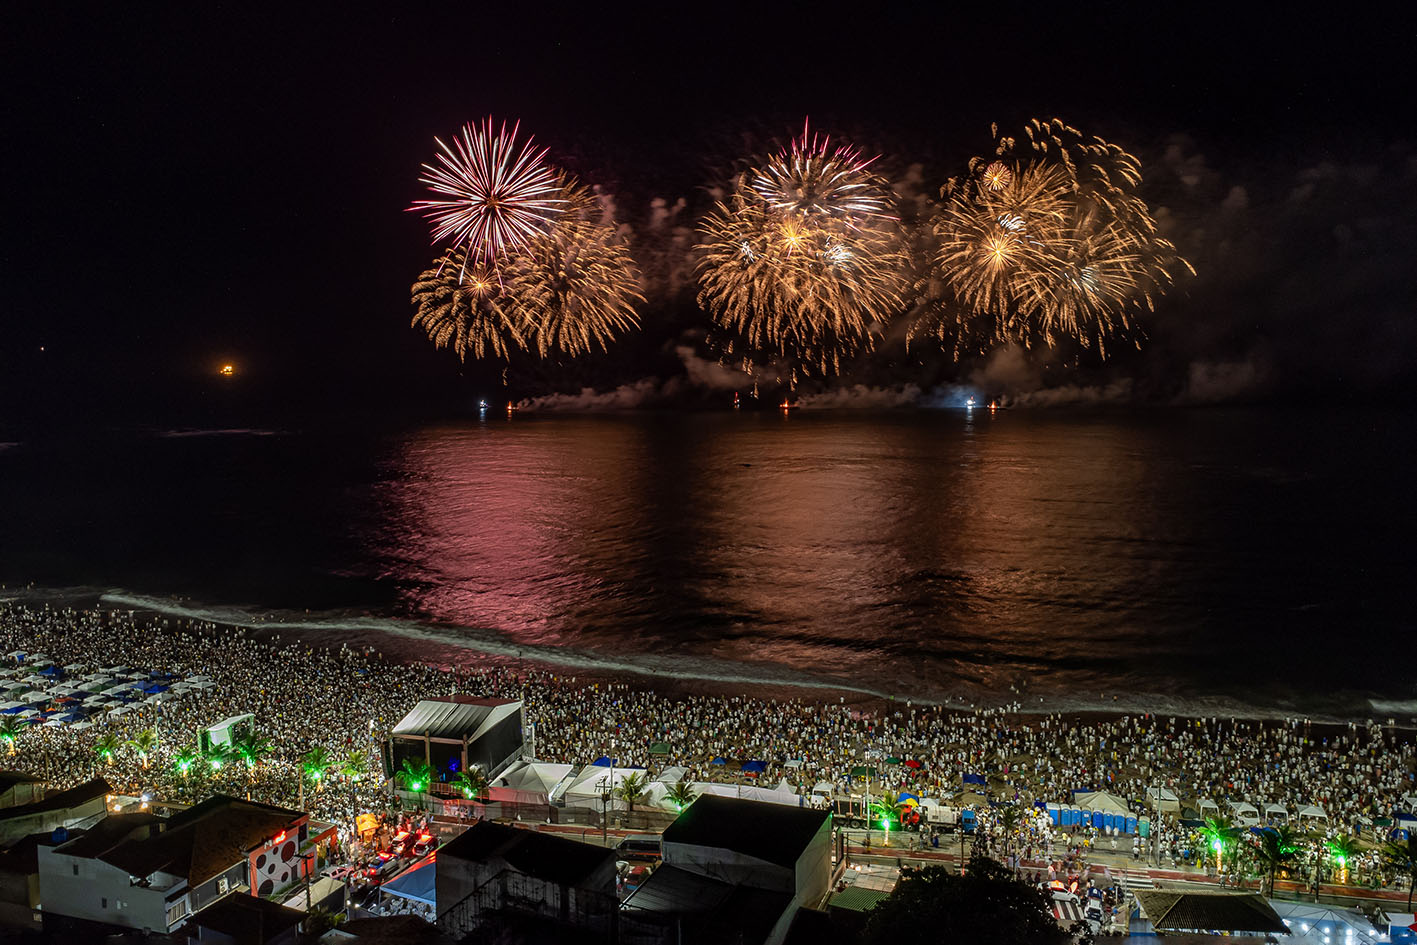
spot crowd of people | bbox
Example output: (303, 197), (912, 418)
(0, 601), (1413, 894)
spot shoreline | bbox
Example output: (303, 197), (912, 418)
(4, 584), (1415, 726)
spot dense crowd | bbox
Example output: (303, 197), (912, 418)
(0, 602), (1413, 888)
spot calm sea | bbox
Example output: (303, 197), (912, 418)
(1, 408), (1413, 719)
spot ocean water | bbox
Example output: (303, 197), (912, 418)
(0, 407), (1413, 719)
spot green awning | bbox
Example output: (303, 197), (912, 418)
(850, 766), (877, 778)
(649, 741), (671, 755)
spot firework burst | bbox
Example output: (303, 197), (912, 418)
(697, 124), (907, 377)
(410, 178), (641, 361)
(409, 118), (566, 269)
(920, 119), (1191, 357)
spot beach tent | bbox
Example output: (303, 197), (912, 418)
(1271, 902), (1385, 945)
(783, 759), (803, 769)
(709, 757), (727, 766)
(1196, 798), (1220, 817)
(1228, 801), (1260, 826)
(20, 691), (50, 705)
(62, 663), (85, 672)
(690, 780), (800, 808)
(1146, 786), (1180, 813)
(1263, 803), (1288, 823)
(812, 781), (835, 797)
(740, 760), (767, 774)
(1297, 804), (1328, 823)
(0, 702), (24, 714)
(488, 761), (574, 805)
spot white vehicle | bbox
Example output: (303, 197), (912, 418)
(918, 799), (960, 826)
(1084, 902), (1105, 935)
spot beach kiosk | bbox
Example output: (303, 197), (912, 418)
(199, 713), (255, 753)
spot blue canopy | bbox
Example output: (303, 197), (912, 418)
(0, 706), (26, 715)
(962, 773), (986, 785)
(710, 757), (727, 765)
(590, 756), (619, 767)
(142, 684), (169, 694)
(741, 760), (767, 773)
(382, 857), (435, 906)
(57, 712), (86, 723)
(39, 666), (61, 676)
(899, 792), (920, 802)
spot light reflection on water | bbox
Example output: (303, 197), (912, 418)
(367, 409), (1414, 708)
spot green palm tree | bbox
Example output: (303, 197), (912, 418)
(0, 716), (25, 755)
(206, 743), (234, 769)
(127, 729), (158, 769)
(1200, 816), (1243, 871)
(174, 746), (199, 777)
(302, 747), (331, 791)
(396, 758), (434, 795)
(340, 750), (368, 782)
(1254, 826), (1303, 896)
(664, 779), (697, 811)
(231, 731), (273, 769)
(1328, 834), (1359, 883)
(95, 733), (120, 765)
(615, 771), (649, 814)
(452, 766), (490, 801)
(1379, 834), (1417, 910)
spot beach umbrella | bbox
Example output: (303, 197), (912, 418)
(904, 759), (923, 769)
(590, 756), (618, 767)
(710, 757), (727, 766)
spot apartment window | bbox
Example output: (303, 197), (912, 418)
(71, 864), (78, 876)
(165, 900), (188, 927)
(101, 897), (107, 909)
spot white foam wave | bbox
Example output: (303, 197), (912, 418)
(96, 591), (900, 700)
(156, 429), (281, 438)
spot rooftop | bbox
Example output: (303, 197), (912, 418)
(0, 776), (110, 822)
(621, 865), (792, 944)
(391, 698), (520, 742)
(1134, 889), (1288, 934)
(661, 796), (829, 869)
(191, 892), (305, 944)
(438, 821), (613, 887)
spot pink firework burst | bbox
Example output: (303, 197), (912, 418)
(409, 118), (565, 266)
(750, 118), (889, 221)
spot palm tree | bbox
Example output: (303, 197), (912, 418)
(231, 731), (273, 769)
(396, 758), (434, 796)
(615, 771), (649, 815)
(1328, 834), (1359, 884)
(1200, 816), (1243, 872)
(95, 733), (120, 766)
(664, 779), (697, 811)
(127, 729), (157, 769)
(173, 746), (199, 777)
(452, 766), (490, 801)
(1254, 826), (1302, 896)
(205, 743), (235, 773)
(1379, 834), (1417, 911)
(340, 750), (368, 783)
(0, 716), (25, 755)
(302, 747), (331, 792)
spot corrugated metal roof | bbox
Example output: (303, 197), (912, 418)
(391, 699), (519, 741)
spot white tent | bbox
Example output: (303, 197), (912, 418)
(812, 781), (835, 797)
(691, 781), (801, 808)
(1271, 902), (1384, 945)
(1073, 791), (1130, 816)
(1262, 802), (1288, 822)
(559, 764), (647, 808)
(19, 691), (50, 704)
(1228, 801), (1260, 826)
(1297, 804), (1328, 822)
(488, 761), (574, 805)
(1196, 798), (1220, 817)
(1146, 787), (1180, 813)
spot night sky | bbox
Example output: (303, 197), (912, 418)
(5, 4), (1415, 425)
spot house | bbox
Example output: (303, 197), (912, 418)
(435, 821), (617, 940)
(37, 794), (331, 936)
(384, 696), (524, 789)
(0, 771), (44, 809)
(660, 795), (831, 907)
(0, 776), (110, 845)
(620, 796), (833, 945)
(189, 891), (305, 945)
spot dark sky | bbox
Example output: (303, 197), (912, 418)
(4, 4), (1415, 423)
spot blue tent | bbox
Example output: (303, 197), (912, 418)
(39, 666), (61, 677)
(962, 772), (986, 785)
(0, 706), (26, 715)
(590, 756), (619, 767)
(382, 857), (435, 906)
(57, 712), (86, 723)
(710, 757), (727, 766)
(142, 684), (169, 695)
(741, 760), (767, 773)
